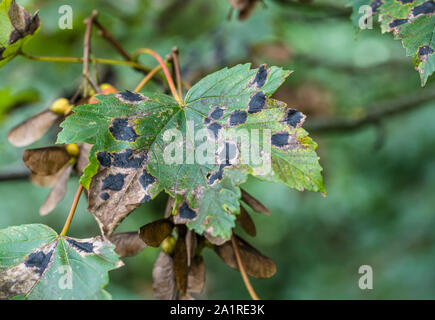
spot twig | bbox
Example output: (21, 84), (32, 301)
(0, 169), (30, 182)
(60, 185), (83, 236)
(134, 64), (162, 92)
(306, 88), (435, 134)
(231, 234), (260, 300)
(171, 47), (183, 100)
(92, 18), (132, 61)
(82, 11), (98, 96)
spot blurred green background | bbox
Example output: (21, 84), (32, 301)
(2, 0), (435, 299)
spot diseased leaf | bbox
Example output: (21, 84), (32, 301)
(139, 219), (174, 247)
(39, 164), (72, 216)
(0, 224), (122, 299)
(152, 251), (176, 300)
(214, 235), (276, 278)
(23, 146), (71, 176)
(350, 0), (435, 86)
(58, 64), (324, 238)
(236, 205), (256, 236)
(109, 232), (147, 257)
(0, 0), (40, 68)
(8, 109), (59, 147)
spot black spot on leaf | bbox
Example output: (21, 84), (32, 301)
(418, 45), (434, 58)
(139, 170), (156, 189)
(204, 117), (211, 125)
(229, 110), (247, 126)
(179, 202), (197, 220)
(112, 149), (146, 168)
(271, 132), (290, 147)
(97, 152), (112, 167)
(208, 122), (222, 138)
(398, 0), (414, 4)
(100, 192), (110, 200)
(250, 64), (268, 88)
(210, 107), (225, 120)
(248, 92), (266, 114)
(109, 118), (139, 142)
(389, 19), (408, 28)
(370, 0), (383, 13)
(412, 1), (435, 16)
(102, 173), (127, 191)
(207, 164), (227, 185)
(116, 90), (147, 104)
(66, 239), (94, 253)
(24, 250), (54, 275)
(284, 109), (305, 128)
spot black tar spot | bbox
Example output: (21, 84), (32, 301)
(210, 107), (225, 120)
(0, 47), (4, 58)
(204, 117), (211, 125)
(418, 45), (434, 58)
(251, 65), (268, 88)
(100, 192), (110, 201)
(67, 239), (94, 253)
(229, 110), (247, 126)
(271, 132), (290, 147)
(389, 19), (408, 28)
(24, 249), (54, 275)
(112, 149), (146, 168)
(102, 173), (127, 191)
(139, 170), (156, 189)
(207, 164), (228, 185)
(248, 92), (266, 114)
(284, 109), (305, 127)
(109, 118), (139, 142)
(208, 122), (222, 138)
(398, 0), (414, 4)
(179, 202), (197, 220)
(371, 0), (382, 13)
(412, 1), (435, 16)
(118, 90), (146, 103)
(97, 152), (112, 167)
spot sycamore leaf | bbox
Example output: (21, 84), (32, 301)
(0, 224), (122, 299)
(0, 0), (40, 68)
(57, 63), (325, 238)
(350, 0), (435, 86)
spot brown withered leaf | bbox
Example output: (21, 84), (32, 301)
(23, 146), (70, 176)
(87, 149), (159, 236)
(139, 219), (174, 247)
(76, 143), (92, 176)
(187, 255), (205, 294)
(8, 110), (59, 147)
(109, 232), (147, 257)
(174, 236), (188, 296)
(241, 189), (270, 215)
(39, 164), (72, 216)
(236, 205), (257, 237)
(214, 235), (276, 278)
(8, 0), (40, 45)
(185, 229), (197, 267)
(152, 251), (177, 300)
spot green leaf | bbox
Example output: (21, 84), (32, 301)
(0, 0), (40, 68)
(0, 224), (122, 299)
(349, 0), (435, 86)
(57, 64), (325, 238)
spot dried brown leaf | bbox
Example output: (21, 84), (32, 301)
(109, 232), (147, 257)
(87, 149), (159, 236)
(139, 219), (174, 247)
(241, 189), (270, 215)
(214, 235), (276, 278)
(23, 146), (70, 176)
(39, 164), (72, 216)
(8, 0), (40, 45)
(174, 236), (188, 296)
(152, 251), (177, 300)
(8, 110), (59, 147)
(236, 206), (257, 237)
